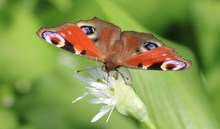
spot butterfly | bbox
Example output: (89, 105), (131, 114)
(37, 17), (191, 71)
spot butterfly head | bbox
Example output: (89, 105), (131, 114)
(104, 54), (121, 71)
(104, 63), (120, 72)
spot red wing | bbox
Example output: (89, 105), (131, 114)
(123, 46), (191, 70)
(37, 23), (102, 61)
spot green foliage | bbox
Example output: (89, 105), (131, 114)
(0, 0), (220, 129)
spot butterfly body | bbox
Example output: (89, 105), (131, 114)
(37, 17), (191, 71)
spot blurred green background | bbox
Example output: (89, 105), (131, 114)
(0, 0), (220, 129)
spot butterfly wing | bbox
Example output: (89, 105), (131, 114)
(37, 18), (191, 71)
(37, 22), (102, 61)
(120, 31), (191, 70)
(37, 18), (122, 62)
(75, 18), (122, 59)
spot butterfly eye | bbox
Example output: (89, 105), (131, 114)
(144, 42), (158, 50)
(81, 26), (96, 35)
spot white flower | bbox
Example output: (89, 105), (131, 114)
(72, 66), (149, 123)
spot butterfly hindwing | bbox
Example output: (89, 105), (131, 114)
(120, 31), (191, 70)
(124, 46), (191, 70)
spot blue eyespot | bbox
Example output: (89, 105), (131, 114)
(144, 42), (158, 50)
(80, 26), (96, 35)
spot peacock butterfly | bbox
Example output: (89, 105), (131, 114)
(37, 17), (191, 71)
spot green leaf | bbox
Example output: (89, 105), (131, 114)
(96, 0), (219, 129)
(0, 107), (19, 129)
(190, 1), (220, 122)
(190, 1), (220, 71)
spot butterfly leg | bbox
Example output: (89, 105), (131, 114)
(101, 65), (111, 84)
(115, 68), (131, 85)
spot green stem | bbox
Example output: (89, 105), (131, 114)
(143, 118), (157, 129)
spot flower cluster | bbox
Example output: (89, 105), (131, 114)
(73, 67), (149, 123)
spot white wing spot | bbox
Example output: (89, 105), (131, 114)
(166, 58), (171, 60)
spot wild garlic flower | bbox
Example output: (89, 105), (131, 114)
(73, 67), (149, 123)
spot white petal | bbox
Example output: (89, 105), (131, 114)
(88, 88), (110, 98)
(86, 65), (105, 80)
(73, 73), (94, 85)
(88, 67), (99, 80)
(89, 98), (111, 104)
(106, 106), (115, 123)
(96, 68), (108, 80)
(72, 92), (89, 103)
(90, 82), (107, 88)
(91, 106), (113, 122)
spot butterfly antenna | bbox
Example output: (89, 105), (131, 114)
(75, 65), (102, 73)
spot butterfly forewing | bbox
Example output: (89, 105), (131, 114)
(37, 23), (102, 61)
(75, 18), (122, 59)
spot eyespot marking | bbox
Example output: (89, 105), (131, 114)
(147, 62), (163, 70)
(51, 39), (59, 45)
(161, 60), (186, 70)
(61, 40), (75, 53)
(144, 42), (158, 50)
(42, 31), (65, 47)
(80, 26), (98, 42)
(165, 64), (176, 70)
(80, 50), (87, 55)
(137, 62), (143, 68)
(93, 38), (99, 42)
(80, 26), (96, 35)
